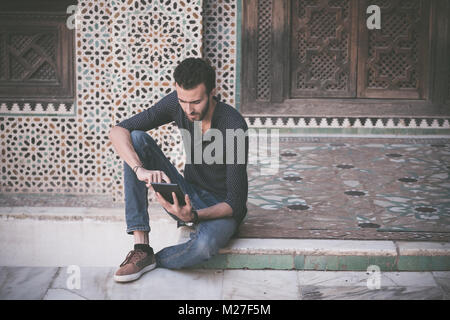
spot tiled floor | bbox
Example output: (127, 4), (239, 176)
(0, 267), (449, 300)
(240, 136), (450, 241)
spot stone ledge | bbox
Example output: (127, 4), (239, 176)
(396, 242), (450, 256)
(0, 204), (167, 222)
(218, 238), (398, 256)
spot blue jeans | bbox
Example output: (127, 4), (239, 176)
(123, 130), (238, 269)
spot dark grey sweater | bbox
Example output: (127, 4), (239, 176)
(116, 91), (249, 224)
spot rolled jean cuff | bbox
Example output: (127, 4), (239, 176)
(126, 226), (151, 235)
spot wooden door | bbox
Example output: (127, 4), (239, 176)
(241, 0), (445, 113)
(290, 0), (430, 99)
(357, 0), (430, 99)
(290, 0), (358, 98)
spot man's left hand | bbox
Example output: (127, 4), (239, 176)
(155, 192), (195, 222)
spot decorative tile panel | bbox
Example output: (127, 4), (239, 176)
(107, 0), (204, 201)
(202, 0), (238, 106)
(1, 0), (204, 202)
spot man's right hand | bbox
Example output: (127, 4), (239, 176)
(135, 168), (171, 189)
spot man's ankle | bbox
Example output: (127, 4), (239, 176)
(133, 230), (149, 244)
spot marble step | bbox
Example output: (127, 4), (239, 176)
(1, 206), (449, 271)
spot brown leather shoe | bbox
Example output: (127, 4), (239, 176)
(114, 248), (156, 283)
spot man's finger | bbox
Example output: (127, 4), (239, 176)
(162, 172), (171, 184)
(172, 192), (179, 207)
(156, 192), (169, 208)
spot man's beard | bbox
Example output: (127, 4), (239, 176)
(188, 95), (210, 122)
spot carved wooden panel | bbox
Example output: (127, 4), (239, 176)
(4, 32), (58, 82)
(0, 34), (4, 81)
(256, 0), (273, 101)
(290, 0), (357, 98)
(357, 0), (429, 99)
(447, 0), (450, 103)
(0, 13), (74, 102)
(448, 63), (450, 103)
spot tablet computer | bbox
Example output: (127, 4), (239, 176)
(150, 183), (186, 206)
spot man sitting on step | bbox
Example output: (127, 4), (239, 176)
(109, 58), (249, 282)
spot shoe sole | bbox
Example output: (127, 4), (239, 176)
(113, 263), (156, 283)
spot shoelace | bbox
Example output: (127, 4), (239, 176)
(119, 250), (146, 267)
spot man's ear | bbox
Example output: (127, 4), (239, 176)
(209, 88), (217, 98)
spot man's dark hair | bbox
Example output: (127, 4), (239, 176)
(174, 58), (216, 95)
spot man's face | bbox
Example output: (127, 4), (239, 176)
(175, 83), (214, 122)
